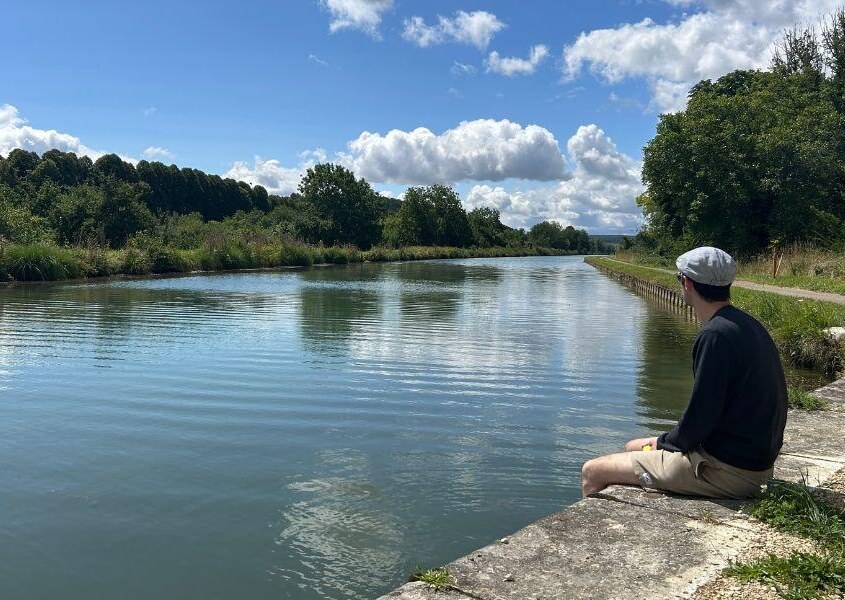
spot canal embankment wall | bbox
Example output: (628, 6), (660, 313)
(378, 259), (845, 600)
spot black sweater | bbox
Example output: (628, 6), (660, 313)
(657, 305), (787, 471)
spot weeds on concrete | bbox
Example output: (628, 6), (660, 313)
(746, 481), (845, 552)
(726, 481), (845, 599)
(787, 388), (831, 411)
(726, 552), (845, 599)
(409, 566), (453, 590)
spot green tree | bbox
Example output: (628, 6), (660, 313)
(298, 163), (383, 248)
(0, 148), (41, 183)
(41, 150), (91, 185)
(528, 220), (566, 248)
(0, 184), (50, 244)
(27, 159), (62, 188)
(385, 185), (472, 247)
(428, 185), (472, 247)
(641, 68), (845, 255)
(99, 180), (155, 247)
(48, 181), (154, 247)
(386, 187), (435, 246)
(528, 220), (594, 252)
(503, 226), (527, 248)
(92, 153), (139, 183)
(468, 207), (507, 247)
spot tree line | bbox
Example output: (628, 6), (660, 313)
(633, 9), (845, 257)
(0, 149), (608, 254)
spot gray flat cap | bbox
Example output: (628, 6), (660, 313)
(676, 246), (737, 286)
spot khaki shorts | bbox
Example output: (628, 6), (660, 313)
(630, 447), (772, 499)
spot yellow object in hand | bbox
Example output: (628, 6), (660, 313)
(642, 444), (653, 452)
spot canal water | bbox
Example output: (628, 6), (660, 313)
(0, 256), (809, 599)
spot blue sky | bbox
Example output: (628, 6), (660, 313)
(2, 1), (838, 233)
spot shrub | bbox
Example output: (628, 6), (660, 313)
(148, 244), (189, 273)
(278, 245), (313, 267)
(323, 246), (349, 264)
(83, 245), (120, 277)
(122, 248), (151, 274)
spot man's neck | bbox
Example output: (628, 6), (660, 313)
(694, 301), (731, 325)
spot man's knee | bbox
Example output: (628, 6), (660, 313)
(581, 452), (640, 496)
(581, 457), (600, 486)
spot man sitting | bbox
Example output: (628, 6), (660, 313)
(581, 247), (788, 498)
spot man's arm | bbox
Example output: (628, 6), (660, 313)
(657, 331), (731, 453)
(624, 437), (658, 452)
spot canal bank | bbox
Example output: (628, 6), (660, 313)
(378, 260), (845, 600)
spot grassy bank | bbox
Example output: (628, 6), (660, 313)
(0, 241), (565, 283)
(586, 256), (845, 376)
(738, 245), (845, 295)
(615, 246), (845, 296)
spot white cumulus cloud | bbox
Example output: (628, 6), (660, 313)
(0, 103), (104, 160)
(321, 0), (393, 37)
(142, 146), (174, 161)
(402, 10), (505, 50)
(223, 149), (328, 196)
(464, 124), (644, 233)
(340, 119), (568, 185)
(562, 0), (842, 112)
(486, 45), (549, 76)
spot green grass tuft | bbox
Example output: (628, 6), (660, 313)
(409, 567), (452, 590)
(746, 481), (845, 553)
(727, 481), (845, 598)
(726, 552), (845, 599)
(787, 388), (830, 411)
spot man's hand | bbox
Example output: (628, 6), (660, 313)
(624, 436), (658, 452)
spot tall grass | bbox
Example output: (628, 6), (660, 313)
(0, 244), (85, 281)
(746, 481), (845, 552)
(733, 288), (845, 375)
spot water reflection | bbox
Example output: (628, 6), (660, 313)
(1, 257), (779, 600)
(273, 449), (404, 599)
(298, 286), (381, 356)
(635, 303), (699, 431)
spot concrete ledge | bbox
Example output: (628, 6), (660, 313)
(378, 382), (845, 600)
(443, 498), (750, 600)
